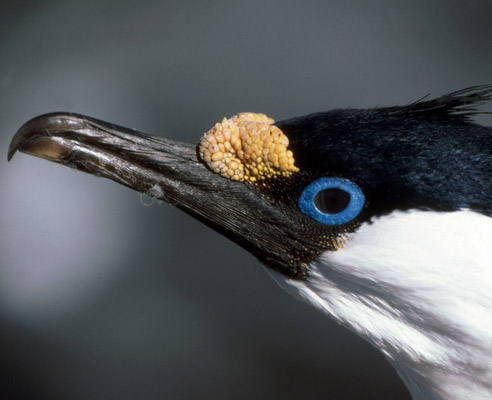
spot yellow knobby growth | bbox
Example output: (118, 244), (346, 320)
(198, 113), (299, 182)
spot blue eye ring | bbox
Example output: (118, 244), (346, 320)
(298, 178), (365, 225)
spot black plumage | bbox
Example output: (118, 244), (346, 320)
(276, 85), (492, 219)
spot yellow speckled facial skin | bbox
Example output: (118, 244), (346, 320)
(199, 113), (299, 182)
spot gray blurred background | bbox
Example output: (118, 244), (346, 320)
(1, 1), (491, 399)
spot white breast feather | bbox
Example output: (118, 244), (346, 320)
(270, 210), (492, 400)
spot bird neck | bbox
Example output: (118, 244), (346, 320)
(273, 209), (492, 400)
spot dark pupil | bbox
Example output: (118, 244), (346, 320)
(314, 188), (350, 214)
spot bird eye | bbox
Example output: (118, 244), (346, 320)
(298, 178), (365, 225)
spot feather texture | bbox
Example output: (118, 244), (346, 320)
(272, 209), (492, 399)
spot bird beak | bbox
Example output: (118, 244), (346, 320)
(8, 113), (308, 278)
(7, 112), (256, 223)
(8, 112), (233, 207)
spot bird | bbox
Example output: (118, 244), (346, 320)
(8, 85), (492, 400)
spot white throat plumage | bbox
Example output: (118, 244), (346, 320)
(270, 209), (492, 400)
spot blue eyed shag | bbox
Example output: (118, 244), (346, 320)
(8, 85), (492, 400)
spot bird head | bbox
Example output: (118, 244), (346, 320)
(8, 86), (492, 399)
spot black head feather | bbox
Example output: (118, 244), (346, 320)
(275, 86), (492, 220)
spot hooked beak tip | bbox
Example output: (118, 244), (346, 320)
(8, 113), (74, 162)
